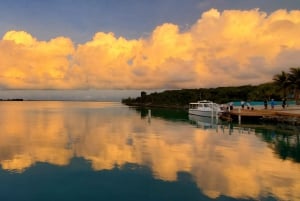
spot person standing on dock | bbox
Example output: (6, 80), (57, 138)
(282, 98), (286, 109)
(271, 99), (275, 109)
(241, 101), (245, 109)
(264, 99), (268, 109)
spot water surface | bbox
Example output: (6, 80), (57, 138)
(0, 101), (299, 201)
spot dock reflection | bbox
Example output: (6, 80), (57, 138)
(188, 114), (256, 135)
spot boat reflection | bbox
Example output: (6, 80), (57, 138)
(188, 114), (219, 129)
(188, 114), (257, 135)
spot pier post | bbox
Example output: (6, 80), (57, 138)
(211, 104), (213, 120)
(148, 109), (151, 122)
(215, 107), (218, 124)
(238, 108), (241, 124)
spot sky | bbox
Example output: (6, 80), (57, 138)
(0, 0), (300, 100)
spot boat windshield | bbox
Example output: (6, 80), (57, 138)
(190, 102), (214, 109)
(189, 103), (198, 109)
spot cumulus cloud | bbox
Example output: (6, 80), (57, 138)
(0, 30), (74, 89)
(1, 9), (300, 89)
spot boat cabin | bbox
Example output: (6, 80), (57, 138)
(189, 101), (214, 110)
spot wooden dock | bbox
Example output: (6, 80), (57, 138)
(221, 107), (300, 124)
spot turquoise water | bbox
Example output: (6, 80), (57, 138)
(0, 101), (299, 201)
(232, 100), (295, 106)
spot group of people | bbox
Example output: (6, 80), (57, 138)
(240, 101), (254, 110)
(229, 98), (288, 111)
(263, 98), (287, 109)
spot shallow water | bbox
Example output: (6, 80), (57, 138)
(0, 101), (299, 201)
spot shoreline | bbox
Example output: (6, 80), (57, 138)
(126, 102), (300, 125)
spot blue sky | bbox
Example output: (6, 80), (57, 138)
(1, 0), (299, 43)
(1, 0), (300, 100)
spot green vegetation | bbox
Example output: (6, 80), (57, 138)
(273, 67), (300, 103)
(122, 67), (300, 108)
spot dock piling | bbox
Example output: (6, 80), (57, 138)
(148, 109), (151, 122)
(238, 108), (241, 124)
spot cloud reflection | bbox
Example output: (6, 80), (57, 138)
(0, 102), (299, 200)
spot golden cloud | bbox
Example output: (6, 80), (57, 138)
(1, 9), (300, 89)
(0, 31), (74, 89)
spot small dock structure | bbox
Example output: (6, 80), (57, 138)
(221, 106), (300, 125)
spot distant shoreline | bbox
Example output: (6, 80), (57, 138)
(0, 99), (123, 102)
(0, 98), (23, 101)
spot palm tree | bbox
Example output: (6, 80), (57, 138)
(273, 71), (289, 98)
(288, 67), (300, 103)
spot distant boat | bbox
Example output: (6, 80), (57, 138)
(188, 100), (224, 117)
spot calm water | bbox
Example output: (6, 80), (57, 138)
(0, 101), (299, 201)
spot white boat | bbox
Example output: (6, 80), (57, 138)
(188, 100), (224, 117)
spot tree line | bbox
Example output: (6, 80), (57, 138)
(122, 67), (300, 108)
(273, 67), (300, 102)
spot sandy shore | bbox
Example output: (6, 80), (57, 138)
(226, 105), (300, 121)
(270, 106), (300, 114)
(241, 105), (300, 114)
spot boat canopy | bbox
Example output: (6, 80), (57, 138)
(189, 100), (215, 109)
